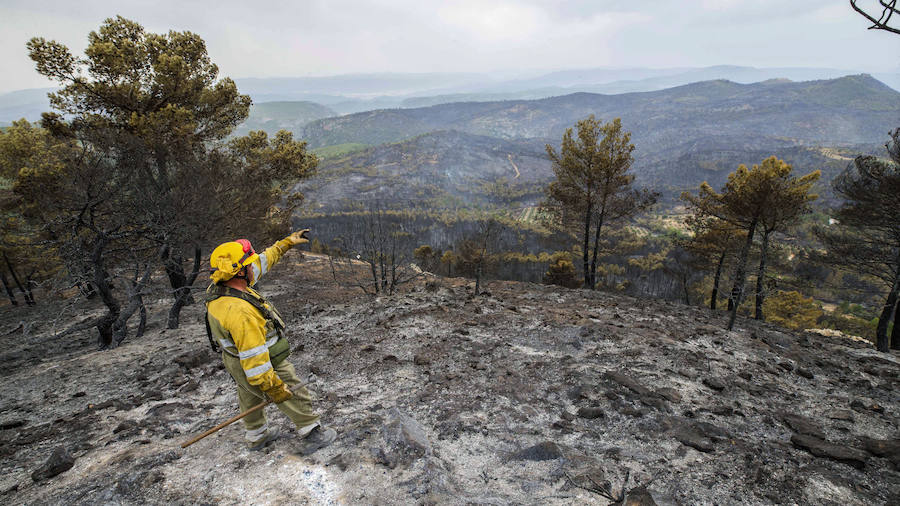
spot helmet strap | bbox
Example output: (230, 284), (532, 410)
(234, 267), (249, 281)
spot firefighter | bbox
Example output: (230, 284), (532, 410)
(205, 230), (336, 452)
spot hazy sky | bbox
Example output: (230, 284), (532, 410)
(2, 0), (898, 93)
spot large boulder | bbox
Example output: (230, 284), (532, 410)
(31, 447), (75, 482)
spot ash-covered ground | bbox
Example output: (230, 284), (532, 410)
(0, 252), (898, 505)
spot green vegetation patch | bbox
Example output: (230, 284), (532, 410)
(312, 143), (372, 160)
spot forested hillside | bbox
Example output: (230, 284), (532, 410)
(294, 75), (895, 212)
(302, 75), (900, 148)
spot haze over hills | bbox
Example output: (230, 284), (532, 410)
(231, 101), (337, 138)
(303, 75), (900, 147)
(3, 65), (900, 123)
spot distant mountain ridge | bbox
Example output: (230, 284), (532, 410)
(296, 75), (896, 211)
(301, 75), (900, 148)
(5, 65), (899, 123)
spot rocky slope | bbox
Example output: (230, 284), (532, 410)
(0, 252), (898, 505)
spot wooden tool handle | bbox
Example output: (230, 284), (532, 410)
(181, 400), (272, 449)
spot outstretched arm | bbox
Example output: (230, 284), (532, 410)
(249, 229), (310, 283)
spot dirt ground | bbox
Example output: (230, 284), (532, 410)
(0, 251), (898, 505)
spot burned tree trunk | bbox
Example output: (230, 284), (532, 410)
(754, 231), (771, 320)
(3, 253), (35, 306)
(589, 209), (606, 291)
(891, 300), (899, 350)
(0, 268), (18, 306)
(582, 201), (592, 289)
(727, 218), (758, 331)
(474, 261), (483, 296)
(114, 265), (154, 346)
(165, 247), (201, 329)
(91, 237), (120, 349)
(875, 263), (900, 353)
(710, 249), (726, 310)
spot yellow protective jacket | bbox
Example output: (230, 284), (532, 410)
(205, 238), (293, 392)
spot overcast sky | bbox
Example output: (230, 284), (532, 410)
(2, 0), (898, 94)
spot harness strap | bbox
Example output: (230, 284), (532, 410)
(205, 284), (286, 333)
(204, 312), (221, 354)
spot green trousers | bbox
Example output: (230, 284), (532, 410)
(222, 353), (320, 442)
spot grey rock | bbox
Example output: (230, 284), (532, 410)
(173, 349), (212, 369)
(508, 441), (563, 461)
(113, 420), (138, 434)
(778, 361), (794, 372)
(604, 371), (653, 397)
(703, 377), (727, 392)
(781, 413), (825, 439)
(177, 379), (200, 393)
(859, 437), (900, 468)
(32, 447), (75, 482)
(672, 425), (715, 453)
(576, 407), (605, 419)
(378, 408), (430, 469)
(0, 419), (25, 430)
(625, 485), (659, 506)
(827, 410), (855, 422)
(791, 433), (868, 469)
(656, 387), (682, 403)
(796, 367), (814, 379)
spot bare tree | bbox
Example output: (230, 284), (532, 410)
(336, 205), (421, 296)
(850, 0), (900, 34)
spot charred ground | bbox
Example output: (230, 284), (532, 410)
(0, 252), (898, 505)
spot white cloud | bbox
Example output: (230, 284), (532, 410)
(0, 0), (897, 93)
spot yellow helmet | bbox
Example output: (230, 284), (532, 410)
(209, 239), (259, 283)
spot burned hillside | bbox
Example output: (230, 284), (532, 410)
(0, 253), (897, 505)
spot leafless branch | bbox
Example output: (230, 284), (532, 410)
(564, 472), (619, 502)
(850, 0), (900, 34)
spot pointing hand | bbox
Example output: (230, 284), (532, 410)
(287, 229), (311, 246)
